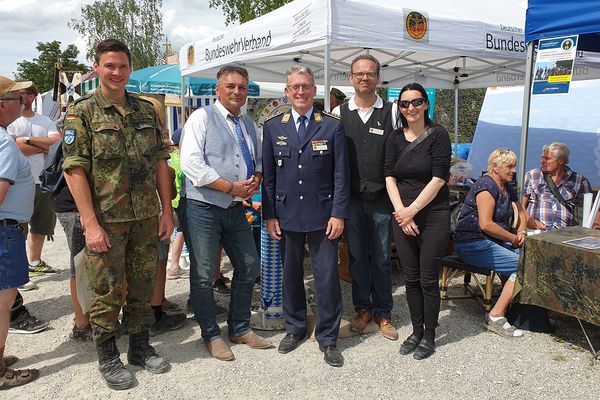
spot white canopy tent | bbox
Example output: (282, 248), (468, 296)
(180, 0), (530, 94)
(179, 0), (531, 149)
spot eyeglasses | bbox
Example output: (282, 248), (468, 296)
(0, 95), (23, 104)
(398, 98), (426, 109)
(351, 72), (377, 79)
(286, 84), (314, 92)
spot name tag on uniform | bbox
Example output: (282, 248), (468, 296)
(311, 140), (328, 151)
(369, 127), (384, 135)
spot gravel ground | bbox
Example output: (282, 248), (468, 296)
(7, 228), (600, 399)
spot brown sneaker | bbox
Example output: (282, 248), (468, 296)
(206, 338), (235, 361)
(230, 331), (274, 349)
(350, 309), (372, 332)
(374, 316), (399, 341)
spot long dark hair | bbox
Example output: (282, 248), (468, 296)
(396, 82), (433, 129)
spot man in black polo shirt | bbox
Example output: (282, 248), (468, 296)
(332, 54), (398, 341)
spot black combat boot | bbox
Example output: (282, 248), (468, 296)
(127, 331), (170, 374)
(96, 337), (133, 390)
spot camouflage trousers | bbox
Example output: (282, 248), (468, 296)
(85, 217), (158, 344)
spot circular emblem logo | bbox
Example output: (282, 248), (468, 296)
(561, 38), (574, 51)
(406, 12), (428, 40)
(187, 45), (195, 66)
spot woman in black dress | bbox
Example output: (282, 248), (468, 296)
(384, 83), (451, 360)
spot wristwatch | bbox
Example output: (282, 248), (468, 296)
(24, 136), (31, 145)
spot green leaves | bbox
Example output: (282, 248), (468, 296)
(209, 0), (292, 25)
(68, 0), (164, 69)
(15, 41), (89, 92)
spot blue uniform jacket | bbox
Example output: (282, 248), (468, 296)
(262, 110), (349, 233)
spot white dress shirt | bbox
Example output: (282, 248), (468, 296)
(179, 100), (262, 199)
(332, 94), (399, 129)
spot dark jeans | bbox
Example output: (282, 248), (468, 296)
(392, 207), (450, 337)
(181, 198), (259, 341)
(345, 194), (393, 317)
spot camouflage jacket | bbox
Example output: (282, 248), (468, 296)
(62, 90), (169, 223)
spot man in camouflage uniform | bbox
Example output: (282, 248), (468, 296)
(62, 39), (174, 390)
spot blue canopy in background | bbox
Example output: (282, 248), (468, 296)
(526, 0), (600, 51)
(126, 64), (260, 96)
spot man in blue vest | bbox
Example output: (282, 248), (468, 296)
(180, 65), (272, 361)
(263, 65), (349, 367)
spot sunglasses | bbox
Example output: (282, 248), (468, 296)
(398, 98), (426, 109)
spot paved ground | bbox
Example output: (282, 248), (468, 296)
(6, 228), (600, 399)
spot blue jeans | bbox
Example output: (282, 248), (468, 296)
(0, 225), (29, 290)
(455, 239), (520, 278)
(345, 194), (393, 317)
(181, 198), (259, 341)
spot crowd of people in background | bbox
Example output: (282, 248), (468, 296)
(1, 37), (600, 391)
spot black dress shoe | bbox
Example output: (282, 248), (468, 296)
(413, 338), (435, 360)
(278, 333), (305, 354)
(319, 345), (344, 367)
(399, 332), (423, 355)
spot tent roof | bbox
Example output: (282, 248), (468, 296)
(126, 64), (260, 96)
(526, 0), (600, 52)
(179, 0), (528, 89)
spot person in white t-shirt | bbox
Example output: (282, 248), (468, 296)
(8, 84), (61, 275)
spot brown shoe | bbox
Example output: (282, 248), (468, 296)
(206, 338), (235, 361)
(230, 331), (274, 349)
(374, 316), (399, 341)
(0, 368), (39, 390)
(350, 309), (372, 332)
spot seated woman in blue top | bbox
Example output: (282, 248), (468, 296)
(453, 148), (528, 338)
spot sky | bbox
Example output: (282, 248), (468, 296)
(0, 0), (229, 78)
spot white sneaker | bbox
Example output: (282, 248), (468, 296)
(18, 281), (38, 291)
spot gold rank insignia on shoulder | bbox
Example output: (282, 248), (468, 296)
(281, 113), (291, 123)
(265, 111), (284, 122)
(313, 112), (323, 123)
(322, 111), (341, 120)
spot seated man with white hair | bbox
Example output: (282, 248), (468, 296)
(522, 142), (592, 231)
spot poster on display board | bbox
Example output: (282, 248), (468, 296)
(387, 88), (436, 120)
(532, 35), (578, 95)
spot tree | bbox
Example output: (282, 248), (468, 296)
(15, 41), (90, 93)
(209, 0), (291, 25)
(433, 88), (486, 143)
(69, 0), (164, 69)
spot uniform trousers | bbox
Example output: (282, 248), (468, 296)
(392, 208), (449, 337)
(85, 218), (158, 344)
(281, 229), (342, 346)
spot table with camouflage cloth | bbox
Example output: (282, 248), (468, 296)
(515, 226), (600, 327)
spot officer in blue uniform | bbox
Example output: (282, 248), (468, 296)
(262, 65), (349, 367)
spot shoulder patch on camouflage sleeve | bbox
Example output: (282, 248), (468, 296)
(63, 129), (76, 145)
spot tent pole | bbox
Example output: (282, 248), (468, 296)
(324, 43), (331, 111)
(180, 76), (186, 130)
(518, 42), (536, 195)
(454, 85), (459, 158)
